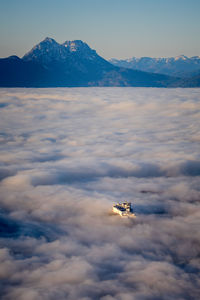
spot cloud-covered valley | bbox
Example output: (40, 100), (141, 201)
(0, 87), (200, 300)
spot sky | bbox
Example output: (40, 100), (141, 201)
(0, 87), (200, 299)
(0, 0), (200, 59)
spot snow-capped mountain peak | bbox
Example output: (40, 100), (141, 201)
(43, 37), (57, 43)
(62, 40), (98, 60)
(22, 38), (99, 65)
(23, 38), (71, 66)
(174, 55), (188, 61)
(110, 55), (200, 77)
(27, 37), (60, 52)
(63, 40), (88, 51)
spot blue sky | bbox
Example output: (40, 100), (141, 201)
(0, 0), (200, 59)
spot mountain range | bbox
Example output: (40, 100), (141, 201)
(110, 55), (200, 78)
(0, 38), (199, 87)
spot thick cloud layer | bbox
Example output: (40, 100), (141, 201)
(0, 87), (200, 300)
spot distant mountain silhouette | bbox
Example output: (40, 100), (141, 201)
(110, 55), (200, 78)
(0, 38), (199, 87)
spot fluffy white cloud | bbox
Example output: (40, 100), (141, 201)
(0, 87), (200, 300)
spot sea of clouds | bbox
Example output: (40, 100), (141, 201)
(0, 87), (200, 300)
